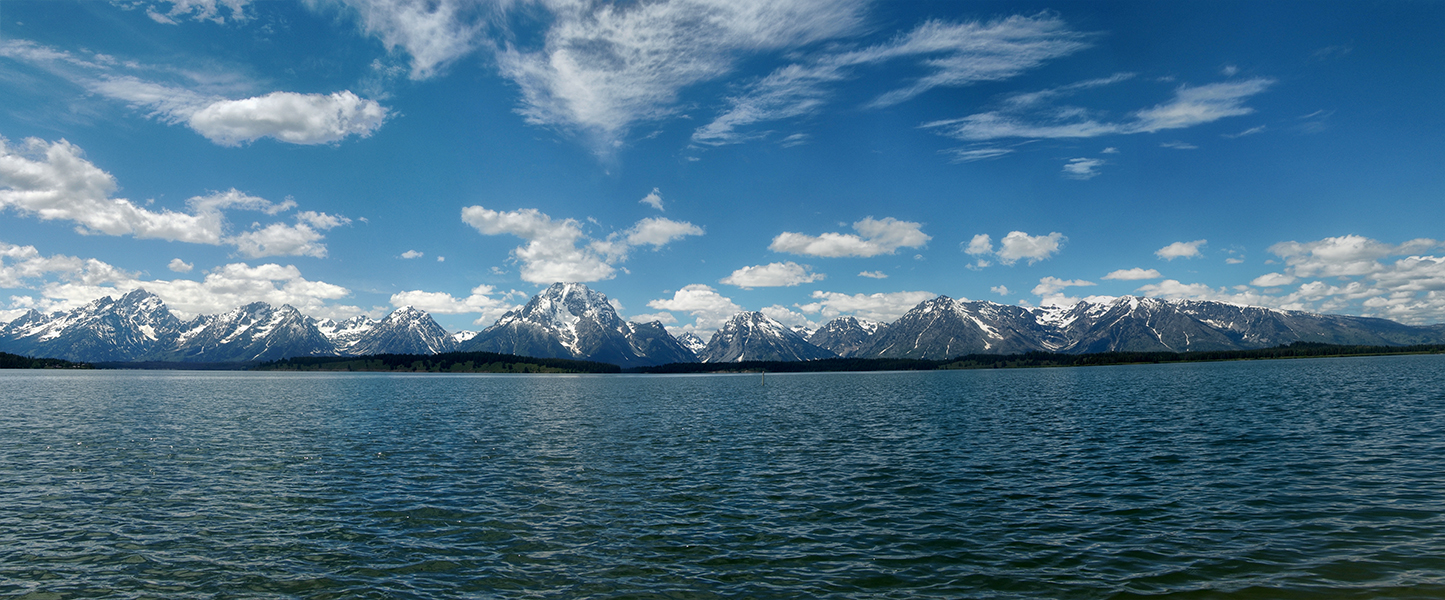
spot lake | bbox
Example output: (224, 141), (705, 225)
(3, 355), (1444, 598)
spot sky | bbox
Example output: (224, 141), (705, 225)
(0, 0), (1442, 336)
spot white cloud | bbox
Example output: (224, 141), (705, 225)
(990, 285), (1009, 296)
(168, 258), (194, 273)
(1, 137), (341, 256)
(1156, 239), (1207, 260)
(137, 0), (252, 24)
(926, 77), (1273, 142)
(964, 233), (993, 255)
(1250, 272), (1296, 287)
(1268, 235), (1436, 278)
(946, 147), (1014, 162)
(321, 0), (490, 80)
(720, 262), (823, 288)
(858, 270), (887, 279)
(1032, 276), (1095, 296)
(1, 39), (388, 146)
(1131, 235), (1445, 324)
(497, 0), (865, 150)
(186, 91), (388, 146)
(770, 216), (929, 258)
(1160, 140), (1198, 150)
(461, 206), (702, 284)
(627, 311), (677, 325)
(228, 211), (350, 259)
(694, 14), (1090, 145)
(797, 289), (936, 323)
(761, 304), (817, 331)
(1223, 125), (1266, 139)
(647, 284), (744, 335)
(997, 231), (1065, 265)
(0, 241), (352, 319)
(400, 250), (424, 259)
(1103, 267), (1161, 280)
(389, 284), (521, 326)
(640, 188), (664, 211)
(622, 217), (705, 247)
(1062, 157), (1104, 179)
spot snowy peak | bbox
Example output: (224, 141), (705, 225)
(808, 316), (885, 358)
(461, 282), (696, 367)
(348, 306), (456, 355)
(699, 311), (836, 363)
(675, 332), (707, 355)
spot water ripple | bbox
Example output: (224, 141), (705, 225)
(3, 356), (1445, 598)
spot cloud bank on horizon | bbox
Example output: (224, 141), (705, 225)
(1, 0), (1442, 333)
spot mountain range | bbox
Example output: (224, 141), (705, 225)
(3, 283), (1443, 366)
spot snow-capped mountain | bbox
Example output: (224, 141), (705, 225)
(807, 316), (884, 358)
(348, 306), (456, 356)
(0, 290), (477, 363)
(458, 282), (696, 367)
(849, 295), (1445, 360)
(0, 289), (186, 362)
(313, 315), (376, 351)
(698, 311), (837, 363)
(5, 285), (1444, 366)
(675, 332), (707, 355)
(167, 302), (334, 362)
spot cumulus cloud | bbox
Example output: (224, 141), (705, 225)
(646, 284), (745, 335)
(1103, 267), (1161, 280)
(797, 289), (936, 323)
(761, 304), (818, 332)
(400, 250), (424, 259)
(963, 231), (1064, 266)
(0, 241), (351, 318)
(1156, 239), (1207, 260)
(858, 270), (887, 279)
(990, 285), (1009, 296)
(1, 39), (388, 146)
(998, 231), (1065, 265)
(461, 206), (702, 284)
(640, 188), (664, 211)
(229, 211), (350, 259)
(1032, 276), (1095, 296)
(168, 258), (194, 273)
(186, 91), (388, 146)
(1133, 235), (1445, 324)
(389, 284), (522, 326)
(720, 262), (823, 288)
(0, 137), (343, 256)
(1250, 273), (1296, 287)
(770, 217), (929, 258)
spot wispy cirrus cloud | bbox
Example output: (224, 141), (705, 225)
(695, 13), (1091, 146)
(926, 77), (1274, 142)
(496, 0), (866, 151)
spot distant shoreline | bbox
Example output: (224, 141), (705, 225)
(8, 342), (1440, 373)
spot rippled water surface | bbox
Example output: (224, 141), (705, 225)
(4, 355), (1445, 598)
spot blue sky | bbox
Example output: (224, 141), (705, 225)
(1, 0), (1442, 334)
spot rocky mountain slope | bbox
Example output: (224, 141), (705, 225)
(698, 311), (836, 362)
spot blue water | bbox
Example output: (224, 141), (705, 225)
(3, 355), (1445, 598)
